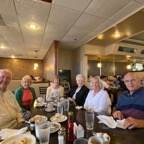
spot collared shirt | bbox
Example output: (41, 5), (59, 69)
(116, 87), (144, 119)
(0, 89), (24, 130)
(72, 87), (81, 100)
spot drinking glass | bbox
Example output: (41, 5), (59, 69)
(57, 102), (63, 115)
(47, 103), (54, 111)
(35, 117), (47, 139)
(39, 94), (45, 103)
(85, 111), (94, 130)
(73, 138), (88, 144)
(38, 122), (50, 144)
(64, 100), (69, 111)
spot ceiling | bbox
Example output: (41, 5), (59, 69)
(0, 0), (144, 61)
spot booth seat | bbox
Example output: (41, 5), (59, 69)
(8, 80), (49, 97)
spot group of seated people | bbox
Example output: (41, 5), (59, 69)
(0, 68), (144, 130)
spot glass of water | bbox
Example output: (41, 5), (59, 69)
(38, 122), (50, 144)
(57, 102), (63, 115)
(85, 111), (94, 130)
(64, 100), (69, 111)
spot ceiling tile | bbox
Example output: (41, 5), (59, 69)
(73, 13), (106, 31)
(18, 17), (46, 33)
(109, 1), (142, 23)
(85, 0), (132, 19)
(15, 0), (51, 21)
(48, 5), (81, 28)
(63, 27), (90, 40)
(0, 0), (16, 16)
(93, 20), (114, 34)
(53, 0), (92, 12)
(134, 0), (144, 4)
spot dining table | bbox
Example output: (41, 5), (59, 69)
(29, 101), (144, 144)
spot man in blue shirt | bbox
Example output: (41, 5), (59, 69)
(113, 72), (144, 129)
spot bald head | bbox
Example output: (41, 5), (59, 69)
(0, 69), (12, 90)
(124, 72), (140, 94)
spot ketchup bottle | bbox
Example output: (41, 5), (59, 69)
(68, 111), (75, 142)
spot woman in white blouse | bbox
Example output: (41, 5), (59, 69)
(46, 75), (64, 101)
(84, 76), (111, 115)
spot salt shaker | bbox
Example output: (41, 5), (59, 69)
(60, 127), (66, 144)
(58, 130), (64, 144)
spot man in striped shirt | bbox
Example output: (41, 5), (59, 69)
(113, 72), (144, 129)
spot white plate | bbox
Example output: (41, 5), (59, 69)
(50, 115), (67, 123)
(45, 107), (56, 112)
(35, 103), (44, 107)
(29, 115), (48, 123)
(1, 133), (36, 144)
(50, 122), (61, 133)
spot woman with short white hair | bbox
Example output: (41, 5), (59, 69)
(15, 75), (36, 120)
(84, 76), (111, 115)
(67, 74), (89, 106)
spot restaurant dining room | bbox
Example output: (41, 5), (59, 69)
(0, 0), (144, 144)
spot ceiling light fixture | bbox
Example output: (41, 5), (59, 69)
(28, 24), (37, 29)
(127, 64), (131, 69)
(97, 58), (102, 68)
(11, 55), (15, 58)
(34, 63), (38, 68)
(97, 34), (104, 40)
(114, 33), (120, 38)
(1, 46), (5, 49)
(97, 63), (102, 68)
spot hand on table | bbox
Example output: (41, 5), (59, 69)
(124, 117), (144, 129)
(16, 121), (26, 129)
(67, 97), (76, 105)
(113, 110), (124, 120)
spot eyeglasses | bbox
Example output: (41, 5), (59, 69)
(124, 79), (137, 83)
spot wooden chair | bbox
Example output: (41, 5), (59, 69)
(39, 87), (47, 101)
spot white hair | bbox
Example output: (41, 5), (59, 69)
(76, 74), (85, 81)
(21, 75), (32, 84)
(0, 69), (12, 79)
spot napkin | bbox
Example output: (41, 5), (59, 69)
(75, 106), (83, 109)
(0, 127), (28, 139)
(97, 115), (125, 129)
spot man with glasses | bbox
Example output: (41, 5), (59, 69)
(113, 72), (144, 129)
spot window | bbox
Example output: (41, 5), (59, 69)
(118, 46), (137, 53)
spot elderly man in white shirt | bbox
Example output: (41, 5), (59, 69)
(84, 76), (111, 115)
(0, 69), (24, 130)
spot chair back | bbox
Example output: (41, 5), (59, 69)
(39, 87), (47, 100)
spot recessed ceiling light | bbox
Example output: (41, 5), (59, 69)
(97, 34), (104, 40)
(114, 33), (120, 38)
(1, 46), (5, 49)
(28, 24), (38, 29)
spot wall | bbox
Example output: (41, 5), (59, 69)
(88, 60), (131, 76)
(0, 58), (43, 79)
(58, 48), (76, 86)
(43, 41), (58, 81)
